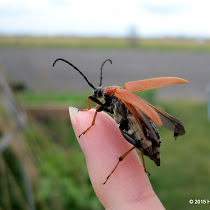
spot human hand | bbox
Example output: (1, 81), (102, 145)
(69, 107), (165, 210)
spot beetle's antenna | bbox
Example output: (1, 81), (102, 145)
(53, 58), (96, 90)
(99, 59), (112, 87)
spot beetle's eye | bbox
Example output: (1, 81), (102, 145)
(94, 89), (98, 95)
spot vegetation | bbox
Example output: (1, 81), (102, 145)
(1, 91), (209, 209)
(147, 100), (210, 210)
(16, 91), (89, 106)
(16, 89), (157, 107)
(1, 35), (210, 52)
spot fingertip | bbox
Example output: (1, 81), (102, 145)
(69, 108), (164, 209)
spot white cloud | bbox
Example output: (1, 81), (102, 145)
(0, 0), (210, 37)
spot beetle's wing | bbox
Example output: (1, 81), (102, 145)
(124, 102), (161, 145)
(123, 101), (161, 166)
(115, 89), (162, 127)
(142, 99), (185, 139)
(124, 77), (188, 93)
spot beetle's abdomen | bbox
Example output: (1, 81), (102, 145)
(111, 97), (161, 166)
(126, 113), (161, 166)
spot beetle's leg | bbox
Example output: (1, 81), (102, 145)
(81, 96), (103, 111)
(141, 154), (150, 176)
(79, 98), (112, 137)
(88, 96), (92, 109)
(79, 99), (106, 137)
(89, 96), (104, 107)
(87, 96), (104, 109)
(79, 107), (99, 138)
(103, 146), (135, 185)
(120, 129), (150, 176)
(120, 129), (137, 146)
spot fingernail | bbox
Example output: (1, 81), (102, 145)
(69, 106), (79, 124)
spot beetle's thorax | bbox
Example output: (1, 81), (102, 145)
(104, 86), (121, 95)
(93, 86), (121, 98)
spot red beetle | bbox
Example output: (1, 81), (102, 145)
(53, 58), (188, 184)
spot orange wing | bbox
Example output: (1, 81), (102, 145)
(115, 88), (162, 127)
(124, 77), (188, 93)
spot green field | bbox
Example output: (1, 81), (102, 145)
(1, 91), (209, 210)
(1, 35), (210, 52)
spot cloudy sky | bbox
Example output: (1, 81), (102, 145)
(0, 0), (210, 37)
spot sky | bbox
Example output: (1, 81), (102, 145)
(1, 0), (210, 38)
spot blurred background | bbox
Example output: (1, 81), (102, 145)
(0, 0), (210, 209)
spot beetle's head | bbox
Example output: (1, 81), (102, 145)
(93, 87), (104, 98)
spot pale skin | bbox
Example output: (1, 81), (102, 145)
(69, 107), (165, 210)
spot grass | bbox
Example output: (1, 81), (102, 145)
(146, 101), (210, 210)
(1, 91), (209, 209)
(16, 91), (90, 106)
(23, 121), (103, 210)
(1, 35), (210, 52)
(16, 89), (157, 107)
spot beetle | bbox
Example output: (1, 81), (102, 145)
(53, 58), (188, 184)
